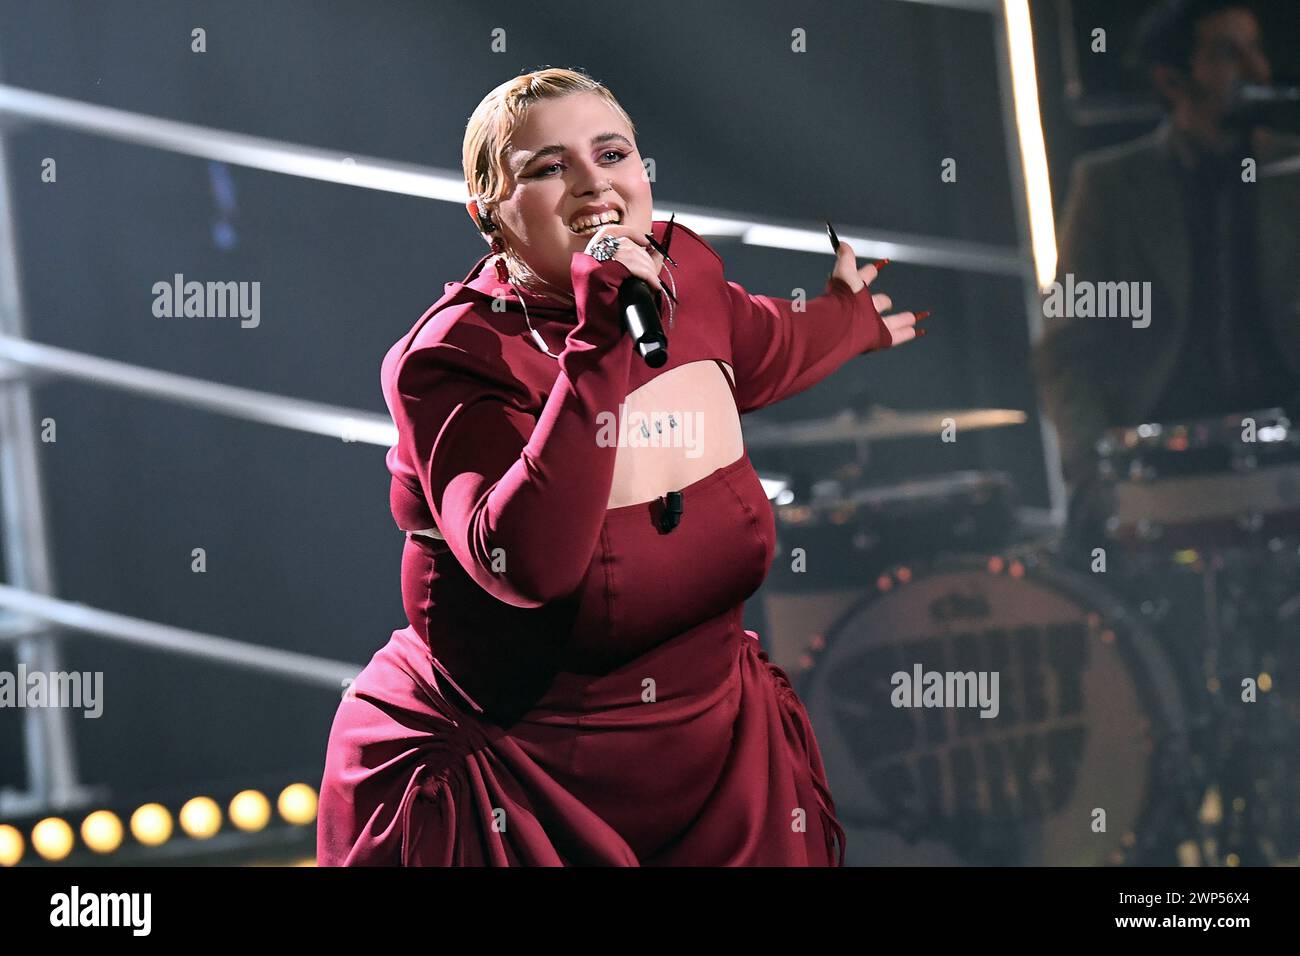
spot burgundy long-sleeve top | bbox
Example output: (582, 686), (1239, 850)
(318, 220), (892, 865)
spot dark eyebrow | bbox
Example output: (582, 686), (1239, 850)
(513, 132), (633, 173)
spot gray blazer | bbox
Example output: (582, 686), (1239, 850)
(1031, 121), (1300, 487)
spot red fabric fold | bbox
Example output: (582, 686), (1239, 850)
(319, 615), (847, 866)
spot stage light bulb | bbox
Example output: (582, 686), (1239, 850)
(278, 783), (318, 825)
(229, 790), (272, 832)
(0, 825), (24, 866)
(179, 796), (222, 839)
(81, 810), (124, 853)
(130, 803), (173, 846)
(32, 817), (75, 861)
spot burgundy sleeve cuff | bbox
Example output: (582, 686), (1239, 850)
(824, 274), (892, 354)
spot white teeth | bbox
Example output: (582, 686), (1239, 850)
(568, 210), (622, 233)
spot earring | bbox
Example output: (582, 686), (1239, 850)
(479, 204), (511, 284)
(491, 235), (510, 284)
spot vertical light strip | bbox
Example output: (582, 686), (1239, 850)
(1003, 0), (1057, 290)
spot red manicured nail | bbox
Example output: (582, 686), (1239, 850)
(915, 310), (931, 321)
(871, 258), (891, 269)
(916, 327), (928, 338)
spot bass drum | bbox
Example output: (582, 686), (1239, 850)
(795, 549), (1196, 866)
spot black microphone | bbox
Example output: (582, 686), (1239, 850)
(1235, 82), (1300, 104)
(1225, 82), (1300, 131)
(658, 490), (683, 533)
(618, 277), (668, 368)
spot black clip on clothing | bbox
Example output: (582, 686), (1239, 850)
(658, 490), (684, 533)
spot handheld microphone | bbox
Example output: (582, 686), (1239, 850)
(618, 277), (668, 368)
(1235, 83), (1300, 104)
(1226, 82), (1300, 132)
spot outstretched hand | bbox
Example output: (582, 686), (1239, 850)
(830, 241), (927, 347)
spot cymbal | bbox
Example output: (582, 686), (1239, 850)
(742, 407), (1028, 448)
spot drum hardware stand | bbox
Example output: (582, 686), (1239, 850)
(1113, 539), (1293, 865)
(1182, 542), (1297, 865)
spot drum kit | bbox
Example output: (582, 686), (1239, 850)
(753, 403), (1300, 866)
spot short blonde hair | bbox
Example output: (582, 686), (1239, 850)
(462, 67), (637, 222)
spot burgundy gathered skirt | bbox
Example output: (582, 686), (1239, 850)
(317, 606), (846, 866)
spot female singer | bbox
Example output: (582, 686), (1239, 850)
(317, 67), (923, 866)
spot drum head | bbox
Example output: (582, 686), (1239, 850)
(797, 551), (1192, 865)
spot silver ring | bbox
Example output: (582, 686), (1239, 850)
(590, 235), (621, 262)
